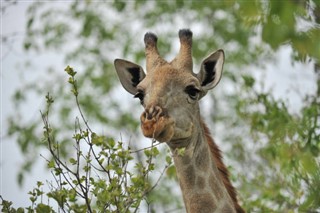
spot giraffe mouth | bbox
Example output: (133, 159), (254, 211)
(140, 112), (175, 142)
(140, 112), (194, 145)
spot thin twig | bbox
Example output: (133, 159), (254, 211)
(129, 141), (162, 153)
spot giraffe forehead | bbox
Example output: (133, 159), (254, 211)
(145, 66), (199, 88)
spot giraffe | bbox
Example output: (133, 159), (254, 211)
(114, 29), (245, 213)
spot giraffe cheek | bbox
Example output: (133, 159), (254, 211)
(156, 122), (175, 142)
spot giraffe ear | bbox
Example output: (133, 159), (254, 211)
(114, 59), (146, 95)
(197, 49), (224, 92)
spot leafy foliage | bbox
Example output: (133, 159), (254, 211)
(2, 0), (320, 212)
(237, 82), (320, 211)
(2, 66), (172, 212)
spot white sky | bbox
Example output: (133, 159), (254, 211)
(1, 1), (57, 208)
(0, 1), (317, 210)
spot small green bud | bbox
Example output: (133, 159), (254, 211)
(64, 65), (77, 76)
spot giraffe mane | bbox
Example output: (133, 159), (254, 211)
(201, 120), (245, 213)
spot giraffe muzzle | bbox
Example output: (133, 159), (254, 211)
(140, 106), (175, 142)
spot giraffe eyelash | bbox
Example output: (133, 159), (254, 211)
(134, 90), (145, 104)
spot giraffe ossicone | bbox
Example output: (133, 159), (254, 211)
(114, 29), (245, 213)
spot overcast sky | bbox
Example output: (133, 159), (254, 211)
(1, 2), (58, 207)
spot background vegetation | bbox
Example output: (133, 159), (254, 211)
(1, 0), (319, 212)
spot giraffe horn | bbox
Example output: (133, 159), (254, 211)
(171, 29), (193, 72)
(144, 32), (166, 72)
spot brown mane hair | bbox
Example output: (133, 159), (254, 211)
(201, 120), (245, 213)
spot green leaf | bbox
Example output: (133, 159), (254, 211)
(151, 147), (160, 156)
(84, 165), (90, 172)
(68, 77), (74, 84)
(242, 75), (255, 88)
(300, 153), (318, 175)
(64, 65), (77, 76)
(166, 155), (172, 165)
(73, 133), (82, 141)
(177, 147), (186, 157)
(69, 158), (77, 165)
(35, 203), (52, 212)
(144, 149), (151, 157)
(47, 160), (55, 169)
(36, 181), (43, 188)
(54, 168), (62, 175)
(166, 165), (176, 179)
(108, 138), (115, 148)
(91, 134), (106, 146)
(71, 88), (78, 96)
(17, 208), (25, 213)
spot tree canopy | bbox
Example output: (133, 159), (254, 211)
(2, 0), (320, 212)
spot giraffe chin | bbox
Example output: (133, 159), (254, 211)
(169, 122), (194, 143)
(140, 115), (175, 142)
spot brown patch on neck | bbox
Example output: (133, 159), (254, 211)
(201, 120), (245, 213)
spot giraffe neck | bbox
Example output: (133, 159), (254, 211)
(169, 119), (237, 213)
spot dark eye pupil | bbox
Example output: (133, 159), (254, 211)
(189, 89), (197, 96)
(185, 86), (200, 100)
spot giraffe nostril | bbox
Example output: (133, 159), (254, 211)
(146, 112), (153, 120)
(145, 106), (154, 120)
(145, 106), (164, 120)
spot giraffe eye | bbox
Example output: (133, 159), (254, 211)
(185, 85), (200, 100)
(134, 90), (144, 104)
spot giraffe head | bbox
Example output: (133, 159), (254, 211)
(114, 29), (224, 145)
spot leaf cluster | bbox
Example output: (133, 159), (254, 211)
(236, 80), (320, 212)
(1, 67), (172, 212)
